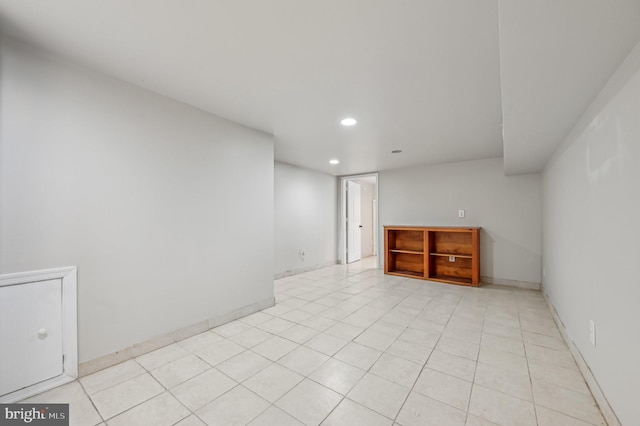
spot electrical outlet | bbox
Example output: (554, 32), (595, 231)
(458, 209), (465, 218)
(589, 320), (596, 346)
(448, 256), (456, 262)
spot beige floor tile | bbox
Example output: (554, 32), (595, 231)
(409, 317), (446, 333)
(194, 339), (244, 366)
(535, 405), (598, 426)
(196, 385), (270, 425)
(482, 322), (522, 341)
(239, 311), (275, 326)
(427, 350), (476, 382)
(522, 331), (567, 351)
(69, 397), (103, 426)
(528, 359), (590, 395)
(277, 346), (329, 376)
(334, 342), (382, 370)
(230, 327), (273, 348)
(262, 304), (296, 316)
(213, 320), (254, 337)
(442, 326), (482, 344)
(347, 373), (410, 419)
(174, 414), (206, 425)
(150, 354), (211, 389)
(276, 379), (342, 426)
(465, 414), (500, 425)
(302, 315), (339, 331)
(413, 367), (472, 410)
(90, 373), (163, 419)
(468, 384), (536, 426)
(314, 296), (343, 307)
(369, 320), (406, 337)
(80, 360), (145, 395)
(370, 353), (422, 388)
(318, 307), (352, 320)
(216, 350), (272, 382)
(170, 369), (236, 411)
(324, 322), (365, 341)
(243, 363), (304, 403)
(177, 331), (225, 353)
(381, 311), (415, 327)
(342, 307), (387, 328)
(305, 333), (350, 356)
(396, 391), (466, 426)
(397, 327), (441, 347)
(251, 336), (299, 361)
(298, 302), (331, 315)
(135, 344), (189, 371)
(520, 318), (562, 338)
(477, 346), (529, 375)
(321, 398), (392, 426)
(532, 378), (606, 425)
(524, 343), (578, 371)
(385, 339), (432, 365)
(257, 317), (297, 334)
(107, 391), (190, 426)
(481, 333), (525, 356)
(474, 362), (532, 401)
(353, 329), (398, 351)
(248, 406), (304, 426)
(436, 336), (480, 361)
(279, 324), (320, 344)
(309, 358), (365, 395)
(279, 309), (315, 323)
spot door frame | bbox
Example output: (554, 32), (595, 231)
(339, 173), (379, 267)
(0, 266), (77, 403)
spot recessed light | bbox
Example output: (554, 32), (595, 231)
(329, 159), (340, 165)
(391, 149), (402, 154)
(340, 117), (357, 126)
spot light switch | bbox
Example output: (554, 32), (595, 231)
(458, 209), (465, 218)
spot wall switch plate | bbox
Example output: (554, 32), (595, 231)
(458, 209), (465, 218)
(589, 320), (596, 346)
(448, 256), (456, 262)
(300, 249), (305, 258)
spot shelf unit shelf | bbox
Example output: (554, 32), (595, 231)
(384, 226), (480, 287)
(429, 253), (473, 259)
(390, 249), (424, 254)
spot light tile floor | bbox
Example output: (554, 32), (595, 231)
(22, 257), (607, 425)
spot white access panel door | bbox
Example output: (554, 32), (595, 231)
(347, 180), (362, 263)
(0, 279), (64, 397)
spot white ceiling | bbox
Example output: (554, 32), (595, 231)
(1, 1), (639, 176)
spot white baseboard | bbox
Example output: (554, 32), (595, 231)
(79, 296), (275, 377)
(542, 287), (620, 426)
(481, 276), (540, 290)
(274, 261), (338, 279)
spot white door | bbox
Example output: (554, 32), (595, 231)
(347, 180), (362, 263)
(0, 279), (64, 397)
(373, 199), (378, 256)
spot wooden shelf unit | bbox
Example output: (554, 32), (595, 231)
(384, 226), (480, 286)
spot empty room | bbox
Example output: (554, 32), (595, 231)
(1, 1), (639, 425)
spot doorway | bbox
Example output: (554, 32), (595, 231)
(339, 173), (379, 266)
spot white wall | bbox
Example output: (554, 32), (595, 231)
(0, 37), (275, 363)
(274, 162), (338, 276)
(379, 157), (542, 284)
(542, 41), (640, 425)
